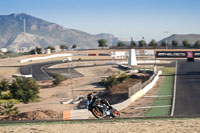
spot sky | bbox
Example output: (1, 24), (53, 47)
(0, 0), (200, 42)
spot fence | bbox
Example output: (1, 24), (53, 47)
(63, 70), (162, 120)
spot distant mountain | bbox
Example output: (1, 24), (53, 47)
(0, 13), (120, 52)
(159, 34), (200, 46)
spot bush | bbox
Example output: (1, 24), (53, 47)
(0, 99), (19, 104)
(52, 73), (65, 86)
(10, 77), (40, 104)
(117, 73), (130, 82)
(0, 79), (10, 96)
(0, 102), (19, 120)
(0, 92), (12, 99)
(100, 75), (118, 90)
(100, 73), (130, 90)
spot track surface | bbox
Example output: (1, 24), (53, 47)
(20, 60), (111, 81)
(174, 60), (200, 116)
(20, 61), (62, 80)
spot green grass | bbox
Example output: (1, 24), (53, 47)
(145, 67), (175, 117)
(162, 67), (175, 75)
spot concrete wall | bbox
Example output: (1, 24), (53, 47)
(20, 53), (72, 63)
(63, 70), (162, 120)
(128, 82), (142, 97)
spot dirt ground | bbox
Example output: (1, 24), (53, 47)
(15, 65), (123, 115)
(0, 52), (169, 120)
(1, 119), (200, 133)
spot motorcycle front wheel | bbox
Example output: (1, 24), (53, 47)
(111, 108), (120, 118)
(91, 107), (104, 119)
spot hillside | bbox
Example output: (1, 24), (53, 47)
(159, 34), (200, 46)
(0, 13), (120, 51)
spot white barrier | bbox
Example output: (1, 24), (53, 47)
(106, 60), (160, 65)
(20, 53), (72, 63)
(137, 60), (160, 64)
(63, 70), (162, 120)
(12, 74), (32, 78)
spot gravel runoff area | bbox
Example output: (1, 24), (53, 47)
(1, 118), (200, 133)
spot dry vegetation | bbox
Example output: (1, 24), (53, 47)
(1, 119), (200, 133)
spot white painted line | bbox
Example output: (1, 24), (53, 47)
(171, 61), (178, 116)
(62, 74), (70, 76)
(144, 95), (172, 98)
(134, 105), (172, 109)
(40, 65), (53, 79)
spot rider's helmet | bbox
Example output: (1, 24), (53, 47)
(87, 93), (93, 101)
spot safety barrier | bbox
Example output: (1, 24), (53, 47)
(20, 53), (72, 63)
(63, 70), (162, 120)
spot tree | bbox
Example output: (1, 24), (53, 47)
(117, 41), (125, 47)
(98, 39), (107, 48)
(172, 40), (178, 47)
(10, 77), (40, 104)
(194, 40), (200, 48)
(35, 47), (42, 54)
(138, 40), (146, 47)
(161, 41), (168, 47)
(29, 49), (36, 54)
(29, 47), (42, 55)
(45, 46), (55, 52)
(0, 102), (19, 120)
(0, 79), (9, 96)
(60, 45), (68, 51)
(148, 39), (157, 47)
(72, 44), (77, 49)
(130, 39), (137, 47)
(182, 39), (190, 47)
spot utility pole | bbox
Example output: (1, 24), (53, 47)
(142, 37), (146, 74)
(68, 62), (75, 104)
(164, 31), (169, 49)
(23, 19), (26, 33)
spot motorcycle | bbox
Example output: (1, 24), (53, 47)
(90, 99), (120, 119)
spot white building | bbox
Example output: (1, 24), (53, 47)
(0, 48), (8, 53)
(111, 51), (129, 59)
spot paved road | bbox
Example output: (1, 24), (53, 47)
(174, 60), (200, 116)
(19, 60), (111, 81)
(20, 61), (84, 81)
(20, 61), (62, 80)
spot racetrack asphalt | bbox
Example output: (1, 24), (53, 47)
(20, 61), (63, 81)
(20, 61), (85, 81)
(19, 60), (111, 81)
(174, 59), (200, 116)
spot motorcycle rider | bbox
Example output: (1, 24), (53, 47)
(87, 93), (112, 112)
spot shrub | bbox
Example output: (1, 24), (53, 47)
(10, 77), (40, 104)
(0, 92), (12, 99)
(52, 73), (65, 86)
(0, 79), (10, 96)
(100, 75), (118, 90)
(0, 102), (19, 120)
(117, 73), (130, 82)
(100, 73), (130, 90)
